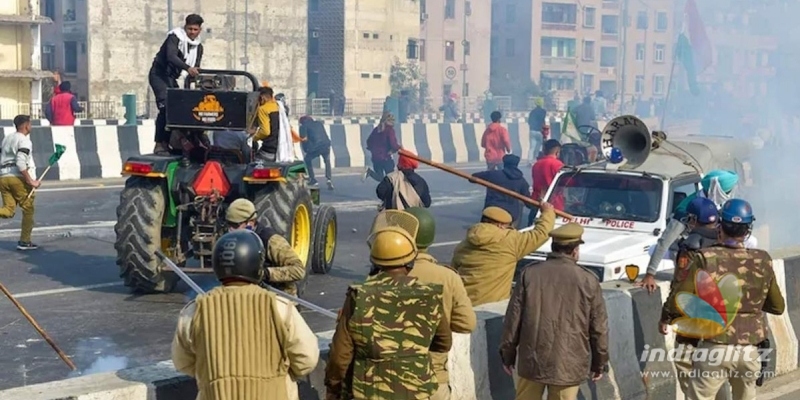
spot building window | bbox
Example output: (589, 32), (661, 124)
(601, 15), (619, 35)
(363, 32), (369, 39)
(407, 39), (418, 59)
(542, 3), (577, 25)
(373, 74), (382, 79)
(419, 39), (426, 62)
(42, 44), (56, 71)
(600, 46), (617, 67)
(421, 0), (427, 14)
(654, 44), (665, 63)
(540, 75), (575, 91)
(582, 74), (594, 93)
(64, 0), (76, 22)
(653, 75), (665, 94)
(361, 73), (370, 78)
(636, 11), (648, 29)
(506, 4), (516, 23)
(582, 40), (595, 61)
(506, 39), (515, 57)
(583, 7), (596, 28)
(656, 11), (668, 31)
(445, 0), (455, 19)
(635, 75), (644, 93)
(372, 33), (379, 39)
(309, 0), (319, 12)
(445, 41), (455, 61)
(309, 34), (320, 56)
(541, 37), (576, 58)
(635, 43), (644, 61)
(64, 41), (78, 73)
(43, 0), (56, 20)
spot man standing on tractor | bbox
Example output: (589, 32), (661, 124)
(298, 116), (334, 190)
(0, 115), (40, 251)
(171, 230), (319, 400)
(149, 14), (205, 154)
(225, 199), (306, 296)
(251, 86), (281, 162)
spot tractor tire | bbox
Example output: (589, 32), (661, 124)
(310, 205), (337, 274)
(253, 179), (314, 297)
(114, 177), (177, 293)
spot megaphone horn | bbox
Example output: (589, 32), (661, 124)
(601, 115), (653, 169)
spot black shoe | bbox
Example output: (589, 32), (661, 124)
(17, 241), (38, 251)
(308, 179), (319, 186)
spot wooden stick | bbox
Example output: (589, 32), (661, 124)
(25, 164), (52, 202)
(0, 281), (76, 370)
(398, 149), (575, 219)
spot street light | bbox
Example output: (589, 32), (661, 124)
(461, 1), (471, 116)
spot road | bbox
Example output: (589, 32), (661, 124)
(0, 164), (492, 389)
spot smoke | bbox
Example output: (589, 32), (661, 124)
(664, 1), (800, 250)
(67, 337), (130, 377)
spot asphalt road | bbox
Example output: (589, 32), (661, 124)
(0, 164), (493, 390)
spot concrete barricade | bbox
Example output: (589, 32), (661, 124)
(2, 248), (798, 400)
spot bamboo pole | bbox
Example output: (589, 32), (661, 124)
(0, 281), (76, 370)
(398, 149), (575, 220)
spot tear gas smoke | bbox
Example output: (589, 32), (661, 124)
(67, 337), (130, 377)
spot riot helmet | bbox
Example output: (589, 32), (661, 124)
(719, 198), (754, 239)
(369, 226), (418, 269)
(685, 197), (718, 225)
(212, 230), (266, 284)
(404, 207), (436, 249)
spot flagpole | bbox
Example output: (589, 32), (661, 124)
(660, 48), (678, 131)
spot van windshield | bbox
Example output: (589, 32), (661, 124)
(546, 172), (663, 223)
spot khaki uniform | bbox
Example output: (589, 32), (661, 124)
(324, 273), (453, 400)
(171, 283), (319, 400)
(408, 251), (477, 399)
(664, 245), (785, 400)
(261, 231), (306, 296)
(499, 223), (608, 400)
(0, 131), (36, 243)
(453, 207), (555, 306)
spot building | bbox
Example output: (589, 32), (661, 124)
(0, 0), (51, 119)
(419, 0), (491, 104)
(308, 0), (419, 106)
(40, 0), (308, 110)
(491, 0), (676, 109)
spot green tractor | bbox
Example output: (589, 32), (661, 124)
(114, 69), (337, 296)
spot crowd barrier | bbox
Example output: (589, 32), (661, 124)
(2, 246), (798, 400)
(0, 117), (682, 182)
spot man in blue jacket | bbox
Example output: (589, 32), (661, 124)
(298, 116), (334, 189)
(472, 154), (532, 228)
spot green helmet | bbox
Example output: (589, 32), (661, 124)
(404, 207), (435, 249)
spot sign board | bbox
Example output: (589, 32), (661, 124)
(445, 67), (457, 80)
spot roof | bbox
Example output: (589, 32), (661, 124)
(579, 136), (748, 179)
(0, 14), (52, 25)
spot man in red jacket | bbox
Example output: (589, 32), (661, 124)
(48, 81), (83, 126)
(481, 111), (511, 170)
(528, 139), (565, 225)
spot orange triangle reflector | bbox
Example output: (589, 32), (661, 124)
(193, 161), (231, 197)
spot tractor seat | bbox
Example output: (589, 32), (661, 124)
(206, 146), (246, 165)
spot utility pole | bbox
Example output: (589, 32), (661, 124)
(619, 0), (629, 113)
(167, 0), (173, 30)
(461, 1), (471, 117)
(241, 0), (250, 71)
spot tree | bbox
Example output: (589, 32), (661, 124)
(490, 76), (544, 110)
(389, 58), (429, 113)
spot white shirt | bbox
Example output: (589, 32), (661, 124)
(0, 131), (34, 178)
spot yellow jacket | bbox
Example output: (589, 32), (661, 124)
(408, 252), (477, 383)
(452, 209), (555, 306)
(171, 284), (319, 400)
(254, 100), (304, 143)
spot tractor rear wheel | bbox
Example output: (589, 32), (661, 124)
(311, 205), (337, 274)
(253, 180), (314, 297)
(114, 177), (177, 293)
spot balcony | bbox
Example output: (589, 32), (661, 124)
(0, 14), (52, 25)
(599, 67), (616, 75)
(601, 32), (618, 41)
(542, 22), (576, 31)
(541, 57), (577, 67)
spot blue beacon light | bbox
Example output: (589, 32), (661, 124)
(609, 147), (624, 164)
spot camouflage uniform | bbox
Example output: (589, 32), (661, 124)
(255, 225), (306, 296)
(324, 272), (452, 400)
(664, 244), (785, 399)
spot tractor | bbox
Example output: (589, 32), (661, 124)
(114, 69), (337, 296)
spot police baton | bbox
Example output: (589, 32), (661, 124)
(155, 251), (338, 320)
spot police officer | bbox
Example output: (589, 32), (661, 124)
(659, 197), (724, 398)
(325, 226), (453, 400)
(171, 230), (319, 400)
(663, 199), (785, 399)
(225, 199), (306, 296)
(403, 207), (477, 400)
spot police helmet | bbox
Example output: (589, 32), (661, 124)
(686, 197), (718, 224)
(212, 230), (266, 284)
(719, 199), (754, 225)
(404, 207), (435, 249)
(369, 226), (418, 269)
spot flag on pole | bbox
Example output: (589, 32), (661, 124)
(48, 144), (66, 166)
(560, 107), (580, 144)
(676, 0), (712, 95)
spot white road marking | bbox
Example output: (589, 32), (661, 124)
(0, 282), (125, 301)
(33, 165), (486, 193)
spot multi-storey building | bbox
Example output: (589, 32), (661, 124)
(419, 0), (491, 103)
(40, 0), (308, 106)
(0, 0), (51, 118)
(491, 0), (675, 108)
(308, 0), (419, 104)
